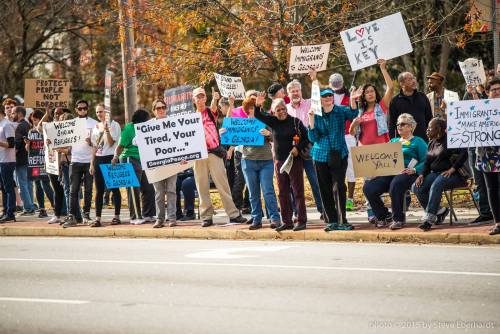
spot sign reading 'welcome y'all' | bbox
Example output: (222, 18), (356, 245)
(351, 142), (404, 177)
(43, 118), (87, 149)
(134, 112), (208, 171)
(289, 43), (330, 74)
(447, 99), (500, 148)
(220, 118), (266, 146)
(340, 12), (412, 71)
(24, 79), (71, 109)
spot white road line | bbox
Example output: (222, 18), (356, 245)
(0, 257), (499, 277)
(0, 297), (90, 304)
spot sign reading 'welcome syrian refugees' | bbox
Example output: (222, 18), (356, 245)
(43, 118), (87, 149)
(447, 99), (500, 148)
(340, 12), (412, 71)
(134, 113), (208, 171)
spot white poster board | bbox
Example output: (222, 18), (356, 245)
(289, 43), (330, 74)
(447, 99), (500, 148)
(340, 12), (413, 71)
(458, 58), (486, 86)
(135, 112), (208, 171)
(145, 162), (194, 184)
(214, 73), (246, 100)
(311, 80), (322, 115)
(104, 69), (113, 124)
(43, 118), (87, 149)
(42, 126), (59, 175)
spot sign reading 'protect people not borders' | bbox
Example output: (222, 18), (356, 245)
(134, 112), (208, 171)
(24, 79), (71, 109)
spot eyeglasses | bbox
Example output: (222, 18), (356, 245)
(155, 106), (167, 110)
(77, 107), (88, 111)
(397, 122), (409, 127)
(490, 87), (500, 93)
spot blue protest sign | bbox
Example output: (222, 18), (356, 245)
(220, 118), (265, 146)
(99, 163), (140, 189)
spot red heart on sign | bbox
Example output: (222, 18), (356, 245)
(355, 27), (364, 38)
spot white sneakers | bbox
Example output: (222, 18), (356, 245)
(130, 217), (155, 225)
(47, 216), (61, 224)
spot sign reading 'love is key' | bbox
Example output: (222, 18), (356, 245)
(340, 12), (413, 71)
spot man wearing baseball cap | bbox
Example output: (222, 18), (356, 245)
(192, 87), (247, 227)
(426, 72), (459, 119)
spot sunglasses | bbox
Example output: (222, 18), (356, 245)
(77, 107), (88, 111)
(397, 122), (409, 127)
(321, 94), (333, 98)
(155, 106), (167, 110)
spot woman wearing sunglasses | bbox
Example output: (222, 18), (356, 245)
(363, 113), (427, 230)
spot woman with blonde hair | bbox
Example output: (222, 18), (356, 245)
(363, 113), (427, 230)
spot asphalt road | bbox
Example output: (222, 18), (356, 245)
(0, 238), (499, 334)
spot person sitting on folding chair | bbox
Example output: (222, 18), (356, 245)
(412, 118), (468, 231)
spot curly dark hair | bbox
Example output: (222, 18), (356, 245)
(132, 109), (151, 124)
(359, 84), (382, 110)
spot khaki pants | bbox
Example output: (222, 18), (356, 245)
(194, 153), (239, 220)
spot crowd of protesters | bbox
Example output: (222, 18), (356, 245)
(1, 63), (499, 236)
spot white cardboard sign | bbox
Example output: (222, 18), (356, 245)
(458, 58), (486, 86)
(289, 43), (330, 74)
(214, 73), (246, 100)
(311, 80), (322, 115)
(42, 126), (59, 175)
(43, 118), (87, 149)
(135, 112), (208, 171)
(340, 12), (413, 71)
(447, 99), (500, 148)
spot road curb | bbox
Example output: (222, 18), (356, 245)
(0, 226), (499, 244)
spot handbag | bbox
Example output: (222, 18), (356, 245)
(209, 145), (227, 159)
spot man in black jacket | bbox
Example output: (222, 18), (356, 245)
(389, 72), (433, 141)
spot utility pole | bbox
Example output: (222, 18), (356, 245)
(118, 0), (137, 124)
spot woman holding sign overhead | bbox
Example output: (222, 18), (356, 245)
(89, 103), (122, 227)
(363, 113), (427, 230)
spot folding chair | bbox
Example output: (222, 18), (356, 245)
(443, 177), (479, 225)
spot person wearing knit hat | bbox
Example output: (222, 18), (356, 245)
(267, 83), (290, 105)
(426, 72), (459, 119)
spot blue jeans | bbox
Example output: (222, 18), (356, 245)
(412, 172), (466, 217)
(241, 159), (281, 224)
(15, 165), (35, 211)
(0, 162), (16, 217)
(303, 159), (323, 212)
(363, 174), (417, 222)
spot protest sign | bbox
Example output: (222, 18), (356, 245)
(135, 112), (208, 170)
(311, 80), (322, 115)
(447, 99), (500, 148)
(340, 12), (412, 71)
(351, 142), (404, 177)
(289, 43), (330, 74)
(214, 73), (246, 100)
(145, 162), (194, 184)
(458, 58), (486, 86)
(164, 85), (195, 116)
(42, 127), (59, 175)
(43, 118), (87, 149)
(220, 118), (265, 146)
(27, 130), (47, 178)
(99, 163), (140, 189)
(24, 79), (71, 109)
(104, 69), (113, 124)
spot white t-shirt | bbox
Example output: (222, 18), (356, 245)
(71, 117), (98, 163)
(91, 120), (121, 157)
(0, 118), (16, 163)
